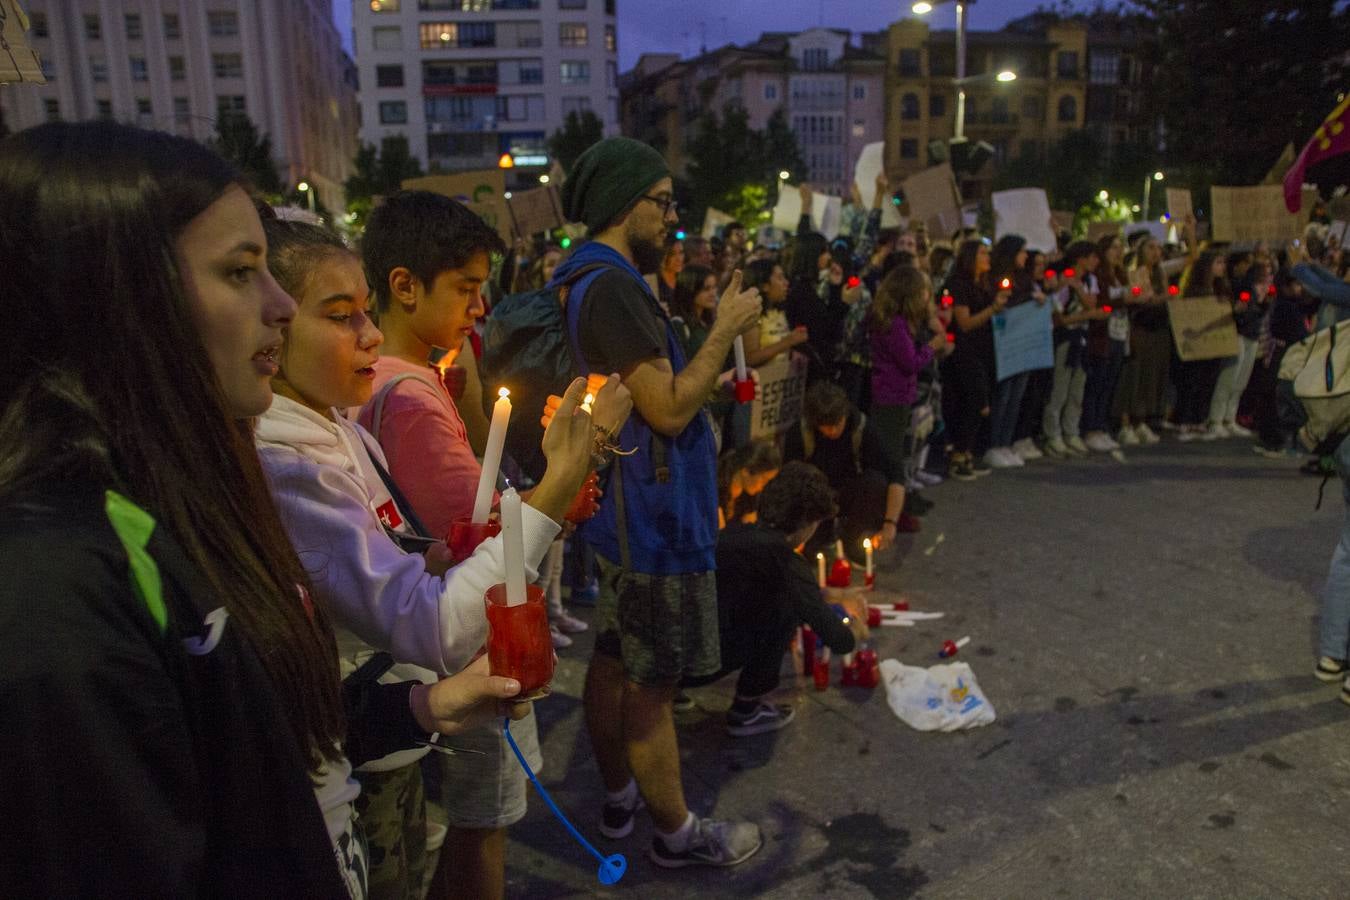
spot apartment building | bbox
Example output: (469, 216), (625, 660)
(352, 0), (619, 176)
(620, 28), (884, 198)
(0, 0), (360, 209)
(883, 18), (1088, 191)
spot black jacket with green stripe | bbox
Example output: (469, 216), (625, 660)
(0, 483), (351, 898)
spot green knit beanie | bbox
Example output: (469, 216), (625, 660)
(561, 137), (671, 234)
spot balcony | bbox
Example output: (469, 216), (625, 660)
(963, 112), (1019, 128)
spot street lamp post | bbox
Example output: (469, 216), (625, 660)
(1141, 170), (1163, 223)
(297, 180), (316, 214)
(912, 1), (1014, 142)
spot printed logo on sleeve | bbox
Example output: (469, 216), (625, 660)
(376, 501), (403, 530)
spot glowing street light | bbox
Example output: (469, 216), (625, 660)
(912, 1), (934, 12)
(1153, 171), (1165, 181)
(1097, 189), (1109, 202)
(539, 174), (550, 184)
(778, 169), (791, 181)
(995, 70), (1017, 82)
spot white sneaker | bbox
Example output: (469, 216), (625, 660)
(1084, 432), (1118, 452)
(1044, 437), (1069, 459)
(984, 448), (1018, 469)
(1065, 435), (1089, 456)
(1117, 425), (1141, 446)
(551, 611), (589, 634)
(999, 447), (1025, 467)
(915, 470), (944, 487)
(1201, 423), (1229, 441)
(1178, 428), (1200, 442)
(1136, 423), (1161, 444)
(550, 624), (573, 649)
(1012, 437), (1043, 460)
(1227, 422), (1254, 438)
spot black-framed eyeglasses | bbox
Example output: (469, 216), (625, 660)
(641, 194), (678, 216)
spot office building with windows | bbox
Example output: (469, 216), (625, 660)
(352, 0), (619, 175)
(0, 0), (360, 209)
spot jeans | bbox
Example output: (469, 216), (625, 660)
(1209, 336), (1258, 425)
(1043, 342), (1087, 441)
(1319, 437), (1350, 660)
(990, 371), (1030, 449)
(1081, 344), (1125, 434)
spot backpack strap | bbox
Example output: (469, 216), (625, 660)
(367, 372), (445, 444)
(352, 427), (434, 542)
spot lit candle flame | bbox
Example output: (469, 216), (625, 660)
(863, 538), (872, 550)
(582, 393), (594, 413)
(498, 387), (510, 399)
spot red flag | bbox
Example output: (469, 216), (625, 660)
(1284, 96), (1350, 212)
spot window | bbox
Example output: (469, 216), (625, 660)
(379, 101), (408, 124)
(1057, 51), (1078, 79)
(852, 84), (866, 101)
(427, 132), (491, 159)
(764, 83), (778, 101)
(519, 60), (543, 83)
(97, 100), (113, 120)
(559, 0), (587, 7)
(373, 26), (402, 50)
(84, 15), (101, 40)
(560, 23), (587, 47)
(465, 63), (498, 84)
(901, 92), (919, 120)
(217, 95), (247, 118)
(423, 61), (455, 85)
(606, 0), (615, 12)
(514, 21), (542, 47)
(495, 95), (544, 121)
(90, 58), (108, 82)
(991, 96), (1009, 122)
(213, 53), (243, 79)
(560, 61), (589, 84)
(130, 57), (149, 81)
(31, 13), (47, 37)
(562, 96), (591, 116)
(174, 96), (190, 117)
(169, 56), (186, 80)
(898, 48), (920, 77)
(164, 14), (181, 39)
(136, 98), (153, 116)
(40, 59), (56, 81)
(460, 22), (496, 46)
(1022, 95), (1043, 119)
(1057, 95), (1077, 122)
(606, 60), (617, 88)
(369, 0), (400, 9)
(900, 139), (918, 159)
(802, 48), (829, 72)
(376, 64), (404, 87)
(420, 22), (495, 48)
(930, 93), (946, 117)
(43, 99), (60, 122)
(125, 14), (142, 40)
(1089, 50), (1118, 85)
(605, 25), (616, 52)
(209, 11), (240, 37)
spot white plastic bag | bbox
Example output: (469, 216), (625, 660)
(880, 659), (997, 731)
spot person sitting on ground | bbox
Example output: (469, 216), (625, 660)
(717, 440), (782, 528)
(685, 462), (868, 735)
(783, 380), (920, 556)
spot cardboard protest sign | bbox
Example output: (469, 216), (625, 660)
(1326, 220), (1347, 246)
(1051, 209), (1075, 236)
(901, 164), (962, 239)
(1209, 184), (1317, 243)
(0, 0), (44, 84)
(506, 185), (562, 238)
(772, 187), (841, 239)
(1086, 221), (1122, 244)
(1166, 188), (1194, 222)
(992, 188), (1057, 254)
(749, 353), (809, 440)
(1167, 296), (1238, 361)
(403, 170), (512, 241)
(992, 301), (1054, 380)
(701, 207), (734, 239)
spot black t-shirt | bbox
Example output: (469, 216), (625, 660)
(783, 410), (895, 485)
(947, 275), (995, 363)
(576, 269), (669, 374)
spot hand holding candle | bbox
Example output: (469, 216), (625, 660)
(500, 488), (527, 607)
(732, 335), (755, 403)
(483, 487), (555, 698)
(816, 552), (826, 588)
(473, 387), (511, 524)
(863, 537), (875, 589)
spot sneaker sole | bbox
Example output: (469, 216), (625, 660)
(649, 835), (765, 868)
(599, 799), (645, 840)
(1315, 667), (1346, 683)
(1341, 689), (1350, 707)
(727, 707), (797, 737)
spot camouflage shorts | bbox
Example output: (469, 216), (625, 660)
(593, 554), (721, 685)
(354, 762), (428, 900)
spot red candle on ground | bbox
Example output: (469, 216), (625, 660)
(484, 583), (554, 697)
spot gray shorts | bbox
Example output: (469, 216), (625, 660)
(435, 707), (541, 830)
(593, 554), (721, 685)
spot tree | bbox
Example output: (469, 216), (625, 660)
(548, 110), (604, 174)
(343, 136), (424, 225)
(762, 108), (807, 188)
(209, 113), (282, 195)
(684, 103), (807, 226)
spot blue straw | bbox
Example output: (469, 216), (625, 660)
(504, 716), (627, 885)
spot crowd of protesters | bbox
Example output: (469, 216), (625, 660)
(4, 120), (1350, 900)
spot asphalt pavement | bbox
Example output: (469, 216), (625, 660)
(502, 438), (1350, 899)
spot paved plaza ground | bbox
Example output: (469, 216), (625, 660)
(502, 440), (1350, 899)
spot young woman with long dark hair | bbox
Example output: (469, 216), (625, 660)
(943, 239), (1010, 479)
(1174, 249), (1230, 441)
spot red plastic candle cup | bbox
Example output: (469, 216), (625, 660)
(940, 639), (959, 658)
(891, 600), (910, 611)
(813, 658), (830, 691)
(864, 572), (875, 590)
(867, 606), (882, 627)
(564, 472), (601, 524)
(447, 518), (502, 564)
(1063, 268), (1076, 278)
(841, 661), (857, 686)
(484, 583), (554, 699)
(1131, 285), (1142, 296)
(827, 557), (852, 588)
(1044, 269), (1057, 280)
(1267, 283), (1277, 297)
(801, 627), (816, 675)
(846, 275), (861, 289)
(733, 379), (756, 404)
(1239, 291), (1251, 303)
(1102, 305), (1113, 314)
(860, 664), (880, 689)
(1167, 284), (1179, 296)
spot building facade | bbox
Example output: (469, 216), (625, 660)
(620, 28), (885, 199)
(883, 18), (1088, 195)
(0, 0), (360, 209)
(352, 0), (619, 177)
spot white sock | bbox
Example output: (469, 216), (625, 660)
(606, 779), (637, 808)
(656, 811), (696, 850)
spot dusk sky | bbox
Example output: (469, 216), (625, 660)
(332, 1), (1050, 72)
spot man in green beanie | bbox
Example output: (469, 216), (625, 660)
(552, 137), (767, 868)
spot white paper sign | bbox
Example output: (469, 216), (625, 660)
(1327, 220), (1348, 246)
(772, 186), (842, 240)
(853, 143), (904, 230)
(701, 207), (734, 239)
(992, 188), (1057, 254)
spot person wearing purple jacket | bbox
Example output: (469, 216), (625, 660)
(868, 266), (951, 549)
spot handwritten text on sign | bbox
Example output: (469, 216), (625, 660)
(992, 301), (1054, 380)
(750, 354), (809, 440)
(1167, 296), (1239, 361)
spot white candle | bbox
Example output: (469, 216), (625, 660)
(816, 552), (826, 588)
(500, 487), (527, 607)
(835, 539), (844, 560)
(473, 387), (511, 524)
(863, 538), (873, 577)
(582, 392), (594, 414)
(733, 334), (748, 382)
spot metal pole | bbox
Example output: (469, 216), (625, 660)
(1141, 175), (1150, 223)
(307, 186), (317, 214)
(954, 0), (967, 141)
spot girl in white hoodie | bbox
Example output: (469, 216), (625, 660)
(254, 215), (628, 899)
